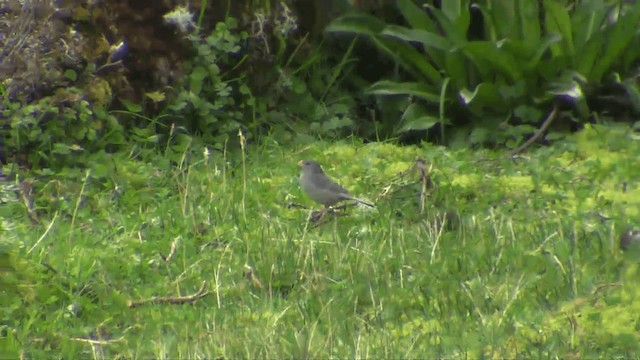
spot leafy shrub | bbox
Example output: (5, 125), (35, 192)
(269, 39), (362, 141)
(158, 9), (362, 146)
(326, 0), (640, 146)
(1, 86), (124, 170)
(0, 0), (130, 171)
(159, 17), (250, 148)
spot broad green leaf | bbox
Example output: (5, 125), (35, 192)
(396, 116), (440, 133)
(52, 143), (71, 155)
(468, 126), (490, 144)
(470, 4), (497, 42)
(500, 39), (537, 61)
(480, 0), (538, 43)
(325, 13), (386, 35)
(371, 36), (442, 84)
(396, 0), (437, 32)
(441, 0), (464, 22)
(423, 3), (467, 45)
(393, 0), (447, 70)
(513, 104), (543, 124)
(570, 0), (607, 49)
(380, 25), (451, 69)
(590, 3), (640, 82)
(575, 31), (604, 77)
(189, 66), (208, 95)
(366, 81), (441, 103)
(459, 83), (503, 114)
(322, 116), (355, 132)
(462, 41), (522, 82)
(444, 50), (469, 90)
(120, 99), (143, 113)
(326, 13), (441, 84)
(144, 135), (160, 143)
(442, 0), (470, 38)
(396, 103), (440, 134)
(622, 37), (640, 71)
(544, 1), (574, 63)
(381, 26), (452, 51)
(484, 1), (515, 40)
(63, 69), (77, 82)
(516, 0), (540, 46)
(145, 91), (166, 103)
(499, 81), (527, 100)
(499, 33), (561, 75)
(524, 33), (562, 71)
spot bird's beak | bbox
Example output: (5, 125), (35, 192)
(297, 160), (304, 168)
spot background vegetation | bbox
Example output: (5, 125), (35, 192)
(2, 0), (640, 357)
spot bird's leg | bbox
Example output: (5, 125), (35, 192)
(308, 206), (348, 226)
(318, 206), (331, 221)
(308, 206), (329, 225)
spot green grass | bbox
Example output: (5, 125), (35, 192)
(2, 124), (640, 358)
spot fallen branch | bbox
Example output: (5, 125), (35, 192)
(127, 281), (211, 308)
(510, 104), (558, 157)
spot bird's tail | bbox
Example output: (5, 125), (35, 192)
(354, 198), (375, 208)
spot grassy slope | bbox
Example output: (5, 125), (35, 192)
(2, 124), (640, 358)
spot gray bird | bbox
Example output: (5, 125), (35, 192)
(298, 159), (374, 208)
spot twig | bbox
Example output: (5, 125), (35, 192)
(244, 265), (263, 289)
(160, 238), (180, 262)
(380, 159), (434, 213)
(69, 336), (125, 345)
(415, 159), (433, 214)
(592, 283), (621, 297)
(127, 281), (211, 308)
(17, 180), (39, 225)
(510, 104), (558, 157)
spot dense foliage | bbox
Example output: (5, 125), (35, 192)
(4, 0), (640, 170)
(327, 0), (640, 146)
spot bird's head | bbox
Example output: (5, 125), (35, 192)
(298, 159), (325, 175)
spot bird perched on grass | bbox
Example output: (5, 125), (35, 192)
(298, 159), (374, 209)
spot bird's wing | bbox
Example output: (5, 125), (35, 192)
(323, 177), (351, 196)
